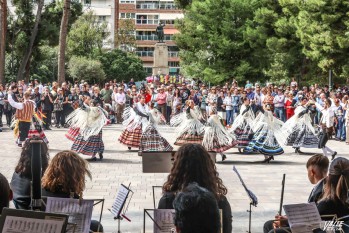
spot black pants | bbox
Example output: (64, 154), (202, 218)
(0, 105), (3, 126)
(42, 110), (52, 128)
(55, 111), (64, 126)
(19, 121), (31, 143)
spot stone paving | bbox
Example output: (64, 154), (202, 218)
(0, 121), (348, 233)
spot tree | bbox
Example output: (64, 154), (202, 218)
(116, 19), (136, 52)
(175, 0), (259, 84)
(97, 49), (146, 81)
(68, 56), (105, 82)
(58, 0), (71, 85)
(290, 0), (349, 82)
(0, 0), (7, 84)
(16, 0), (45, 81)
(67, 11), (109, 58)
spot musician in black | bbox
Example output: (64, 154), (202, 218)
(263, 154), (329, 233)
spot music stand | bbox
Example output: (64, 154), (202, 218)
(152, 186), (163, 209)
(110, 184), (134, 233)
(233, 166), (258, 233)
(142, 209), (165, 233)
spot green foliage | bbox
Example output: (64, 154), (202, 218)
(68, 56), (106, 82)
(67, 11), (109, 58)
(175, 0), (259, 84)
(176, 0), (349, 85)
(38, 1), (83, 46)
(116, 19), (136, 52)
(97, 49), (146, 82)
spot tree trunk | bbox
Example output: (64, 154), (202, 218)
(16, 0), (44, 81)
(57, 0), (71, 85)
(0, 0), (7, 85)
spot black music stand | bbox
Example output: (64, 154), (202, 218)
(152, 186), (163, 209)
(233, 166), (258, 233)
(110, 184), (134, 233)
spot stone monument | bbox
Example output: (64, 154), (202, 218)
(153, 23), (169, 75)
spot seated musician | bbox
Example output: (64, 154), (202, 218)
(158, 144), (232, 233)
(0, 173), (12, 213)
(41, 150), (103, 232)
(263, 154), (329, 233)
(173, 182), (221, 233)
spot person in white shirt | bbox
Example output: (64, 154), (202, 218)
(315, 98), (337, 160)
(115, 87), (126, 124)
(223, 91), (233, 126)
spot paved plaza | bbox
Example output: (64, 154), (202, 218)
(0, 122), (348, 233)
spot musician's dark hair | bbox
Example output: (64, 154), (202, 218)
(173, 182), (220, 233)
(321, 157), (349, 205)
(0, 173), (11, 211)
(162, 144), (227, 200)
(306, 154), (329, 176)
(15, 137), (49, 179)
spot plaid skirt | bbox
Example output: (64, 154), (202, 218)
(288, 128), (319, 148)
(71, 130), (104, 156)
(245, 130), (284, 156)
(174, 132), (203, 146)
(140, 125), (173, 151)
(28, 129), (49, 144)
(65, 127), (80, 141)
(118, 125), (142, 148)
(234, 126), (253, 147)
(204, 137), (238, 153)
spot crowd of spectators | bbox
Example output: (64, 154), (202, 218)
(1, 77), (349, 145)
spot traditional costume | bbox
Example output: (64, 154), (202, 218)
(315, 101), (337, 160)
(245, 107), (284, 162)
(203, 111), (237, 161)
(229, 104), (255, 150)
(118, 102), (149, 150)
(66, 104), (108, 160)
(282, 103), (319, 152)
(12, 112), (49, 144)
(171, 104), (205, 146)
(8, 93), (36, 146)
(139, 108), (173, 151)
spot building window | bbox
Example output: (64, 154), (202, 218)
(136, 15), (159, 25)
(120, 0), (135, 3)
(168, 61), (180, 67)
(84, 0), (91, 5)
(99, 16), (107, 22)
(120, 13), (136, 19)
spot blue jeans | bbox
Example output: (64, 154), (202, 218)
(336, 117), (344, 140)
(226, 110), (233, 125)
(274, 107), (285, 122)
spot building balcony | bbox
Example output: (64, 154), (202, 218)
(135, 35), (173, 41)
(136, 51), (154, 57)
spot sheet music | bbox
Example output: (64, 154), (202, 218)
(46, 197), (94, 233)
(283, 203), (322, 233)
(2, 216), (64, 233)
(153, 209), (176, 233)
(111, 185), (130, 218)
(233, 166), (258, 206)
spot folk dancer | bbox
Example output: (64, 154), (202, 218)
(229, 97), (255, 153)
(139, 103), (173, 152)
(7, 89), (36, 147)
(119, 96), (149, 150)
(315, 98), (337, 160)
(171, 100), (205, 146)
(66, 97), (108, 161)
(282, 97), (319, 153)
(203, 107), (237, 161)
(245, 104), (285, 163)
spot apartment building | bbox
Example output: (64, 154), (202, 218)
(118, 0), (183, 75)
